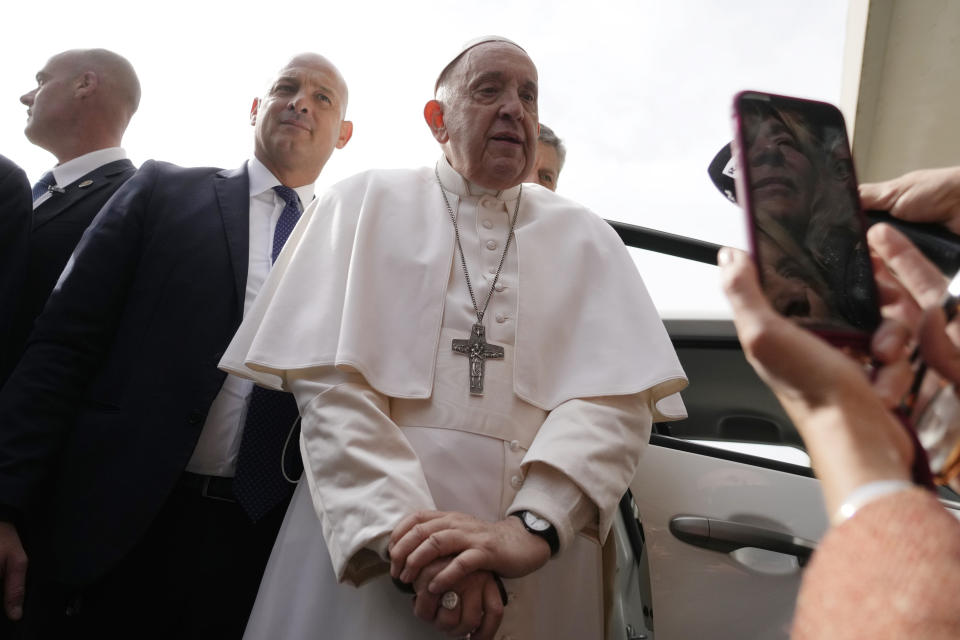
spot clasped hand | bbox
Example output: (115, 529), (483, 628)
(389, 510), (551, 638)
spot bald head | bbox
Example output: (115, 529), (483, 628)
(20, 48), (141, 163)
(250, 52), (353, 187)
(277, 53), (349, 118)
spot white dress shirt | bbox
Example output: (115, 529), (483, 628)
(32, 147), (129, 209)
(186, 157), (314, 476)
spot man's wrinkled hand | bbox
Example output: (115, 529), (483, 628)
(0, 522), (27, 621)
(389, 511), (549, 594)
(409, 558), (504, 640)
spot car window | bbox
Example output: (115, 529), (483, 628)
(622, 244), (807, 466)
(625, 241), (960, 501)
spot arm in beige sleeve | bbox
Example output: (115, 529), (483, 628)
(792, 488), (960, 640)
(287, 368), (436, 586)
(508, 390), (653, 553)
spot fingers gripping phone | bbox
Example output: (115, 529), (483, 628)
(732, 91), (881, 350)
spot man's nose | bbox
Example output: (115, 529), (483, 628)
(287, 91), (309, 114)
(20, 90), (35, 106)
(498, 94), (525, 120)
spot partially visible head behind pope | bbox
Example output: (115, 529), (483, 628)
(424, 37), (539, 191)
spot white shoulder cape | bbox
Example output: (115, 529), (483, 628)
(220, 164), (687, 417)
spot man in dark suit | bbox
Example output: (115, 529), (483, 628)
(0, 156), (32, 386)
(2, 49), (140, 390)
(0, 52), (353, 638)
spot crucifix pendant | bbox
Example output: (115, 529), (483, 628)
(451, 323), (504, 395)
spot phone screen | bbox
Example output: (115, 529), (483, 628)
(733, 92), (880, 343)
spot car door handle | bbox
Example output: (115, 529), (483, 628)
(669, 516), (816, 566)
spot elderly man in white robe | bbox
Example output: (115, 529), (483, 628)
(221, 36), (687, 640)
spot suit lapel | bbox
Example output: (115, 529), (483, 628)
(32, 159), (135, 229)
(214, 165), (250, 318)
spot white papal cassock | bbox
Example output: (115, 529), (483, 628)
(221, 157), (688, 639)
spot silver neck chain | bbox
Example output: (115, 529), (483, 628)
(435, 165), (522, 325)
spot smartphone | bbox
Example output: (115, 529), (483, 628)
(731, 91), (881, 350)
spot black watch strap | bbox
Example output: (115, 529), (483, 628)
(511, 511), (559, 556)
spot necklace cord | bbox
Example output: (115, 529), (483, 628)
(435, 166), (522, 324)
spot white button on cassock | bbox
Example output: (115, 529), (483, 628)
(510, 475), (523, 489)
(509, 439), (520, 451)
(486, 240), (497, 250)
(495, 313), (506, 323)
(482, 219), (493, 229)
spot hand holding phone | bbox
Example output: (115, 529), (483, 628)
(731, 91), (881, 350)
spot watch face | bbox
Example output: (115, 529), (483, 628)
(522, 510), (551, 532)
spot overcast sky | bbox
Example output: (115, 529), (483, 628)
(2, 0), (850, 317)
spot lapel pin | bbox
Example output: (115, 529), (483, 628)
(78, 180), (94, 188)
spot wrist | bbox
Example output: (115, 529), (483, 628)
(510, 510), (559, 556)
(831, 479), (914, 525)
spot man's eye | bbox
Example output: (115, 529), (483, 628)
(274, 85), (295, 93)
(539, 172), (553, 184)
(316, 93), (331, 104)
(521, 92), (536, 102)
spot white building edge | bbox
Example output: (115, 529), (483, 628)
(842, 0), (960, 181)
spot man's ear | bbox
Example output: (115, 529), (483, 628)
(424, 100), (447, 143)
(249, 98), (260, 126)
(75, 71), (98, 98)
(336, 120), (353, 149)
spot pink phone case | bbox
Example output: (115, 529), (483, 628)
(731, 90), (879, 352)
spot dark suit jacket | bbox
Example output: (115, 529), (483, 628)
(0, 155), (32, 386)
(2, 158), (135, 389)
(0, 160), (267, 586)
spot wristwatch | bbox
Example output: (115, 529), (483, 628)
(511, 510), (559, 556)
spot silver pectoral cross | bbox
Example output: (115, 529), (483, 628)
(451, 323), (504, 395)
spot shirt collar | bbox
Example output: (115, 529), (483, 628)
(435, 154), (522, 202)
(50, 147), (127, 188)
(247, 156), (315, 207)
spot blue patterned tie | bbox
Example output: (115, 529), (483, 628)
(234, 185), (305, 521)
(271, 185), (302, 260)
(31, 171), (56, 202)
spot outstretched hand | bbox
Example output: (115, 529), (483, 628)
(389, 511), (549, 595)
(860, 167), (960, 235)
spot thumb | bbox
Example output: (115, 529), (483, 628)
(859, 179), (898, 212)
(718, 247), (833, 389)
(718, 247), (774, 326)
